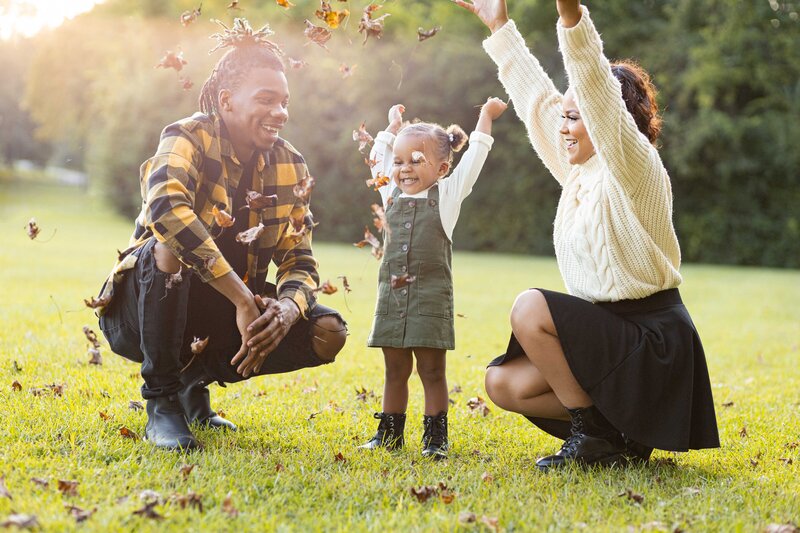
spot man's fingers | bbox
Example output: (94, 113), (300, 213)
(252, 327), (283, 354)
(247, 305), (279, 333)
(230, 343), (248, 366)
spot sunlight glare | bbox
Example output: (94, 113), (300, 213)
(0, 0), (104, 40)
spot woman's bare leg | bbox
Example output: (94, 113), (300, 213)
(485, 356), (568, 420)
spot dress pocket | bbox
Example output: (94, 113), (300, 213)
(375, 262), (389, 316)
(416, 262), (452, 318)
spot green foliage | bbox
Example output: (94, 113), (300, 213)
(1, 184), (799, 531)
(4, 0), (800, 266)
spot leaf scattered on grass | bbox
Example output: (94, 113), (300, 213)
(618, 488), (644, 504)
(222, 491), (239, 517)
(722, 401), (734, 407)
(170, 491), (203, 511)
(459, 511), (477, 524)
(275, 464), (285, 472)
(133, 501), (163, 520)
(129, 400), (144, 411)
(25, 218), (40, 240)
(99, 411), (113, 421)
(466, 396), (490, 417)
(480, 515), (500, 532)
(11, 381), (21, 392)
(65, 504), (95, 523)
(57, 479), (79, 497)
(1, 514), (38, 529)
(481, 471), (494, 484)
(30, 478), (49, 489)
(355, 386), (374, 401)
(763, 524), (800, 533)
(739, 426), (748, 438)
(120, 426), (140, 440)
(179, 464), (196, 479)
(0, 476), (11, 500)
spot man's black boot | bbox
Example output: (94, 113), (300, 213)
(358, 412), (406, 450)
(144, 395), (199, 450)
(178, 363), (237, 431)
(535, 405), (626, 471)
(421, 411), (449, 460)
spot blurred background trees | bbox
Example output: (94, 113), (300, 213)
(2, 0), (798, 266)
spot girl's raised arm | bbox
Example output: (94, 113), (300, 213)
(370, 104), (404, 206)
(455, 0), (571, 184)
(557, 5), (662, 195)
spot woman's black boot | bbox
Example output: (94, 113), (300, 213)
(358, 412), (406, 450)
(421, 411), (449, 460)
(623, 435), (653, 464)
(535, 405), (626, 471)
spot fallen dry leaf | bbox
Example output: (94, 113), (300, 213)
(304, 19), (332, 49)
(179, 464), (196, 479)
(353, 122), (374, 153)
(287, 57), (307, 69)
(459, 511), (477, 524)
(129, 400), (144, 411)
(171, 491), (203, 511)
(57, 479), (79, 497)
(11, 381), (22, 392)
(314, 280), (338, 295)
(355, 386), (374, 401)
(65, 504), (95, 523)
(212, 205), (235, 228)
(0, 476), (11, 500)
(99, 411), (113, 421)
(334, 452), (347, 463)
(88, 347), (102, 365)
(222, 491), (239, 517)
(84, 295), (111, 309)
(481, 515), (500, 532)
(481, 471), (494, 483)
(293, 175), (316, 203)
(30, 477), (49, 488)
(358, 5), (390, 44)
(120, 426), (140, 440)
(763, 524), (800, 533)
(243, 190), (278, 211)
(618, 488), (644, 504)
(409, 485), (437, 503)
(1, 514), (38, 529)
(276, 0), (294, 7)
(390, 274), (416, 289)
(83, 326), (100, 347)
(316, 0), (349, 28)
(133, 501), (163, 520)
(25, 218), (40, 240)
(417, 25), (441, 41)
(778, 457), (794, 465)
(190, 336), (209, 355)
(739, 426), (748, 438)
(466, 396), (490, 417)
(439, 487), (455, 504)
(365, 173), (390, 190)
(47, 383), (65, 396)
(156, 50), (187, 72)
(450, 384), (462, 394)
(275, 464), (285, 472)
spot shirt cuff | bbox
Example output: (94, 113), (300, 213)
(557, 6), (602, 60)
(279, 288), (311, 319)
(375, 130), (395, 145)
(468, 130), (494, 150)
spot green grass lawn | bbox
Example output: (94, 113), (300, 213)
(1, 183), (798, 532)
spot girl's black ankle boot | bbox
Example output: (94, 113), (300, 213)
(535, 405), (626, 471)
(359, 412), (406, 450)
(421, 411), (449, 460)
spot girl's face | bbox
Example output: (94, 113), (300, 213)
(391, 133), (450, 195)
(560, 88), (595, 165)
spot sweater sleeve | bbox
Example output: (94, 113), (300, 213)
(557, 7), (662, 195)
(483, 20), (571, 185)
(371, 130), (397, 206)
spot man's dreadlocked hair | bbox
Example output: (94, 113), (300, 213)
(199, 18), (285, 116)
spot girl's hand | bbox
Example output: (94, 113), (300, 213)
(480, 97), (508, 121)
(451, 0), (509, 34)
(556, 0), (581, 28)
(387, 104), (405, 135)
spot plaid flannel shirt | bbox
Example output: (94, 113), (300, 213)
(98, 112), (319, 316)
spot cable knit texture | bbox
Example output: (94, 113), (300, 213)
(483, 8), (682, 302)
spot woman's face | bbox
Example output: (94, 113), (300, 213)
(560, 88), (595, 165)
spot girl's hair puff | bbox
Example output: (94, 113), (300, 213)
(199, 18), (285, 116)
(610, 60), (662, 144)
(398, 121), (468, 167)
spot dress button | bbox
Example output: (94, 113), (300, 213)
(408, 200), (416, 208)
(404, 222), (412, 229)
(401, 288), (408, 296)
(429, 199), (437, 207)
(401, 244), (408, 252)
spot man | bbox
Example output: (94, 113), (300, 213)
(96, 20), (347, 450)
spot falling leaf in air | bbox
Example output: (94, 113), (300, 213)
(88, 348), (102, 365)
(203, 255), (217, 271)
(338, 276), (351, 293)
(390, 274), (415, 289)
(83, 326), (100, 347)
(129, 400), (144, 411)
(353, 226), (383, 260)
(358, 4), (390, 44)
(354, 386), (374, 401)
(364, 157), (378, 168)
(57, 480), (79, 497)
(180, 3), (202, 26)
(180, 77), (194, 91)
(235, 223), (265, 245)
(212, 205), (235, 228)
(293, 175), (316, 203)
(304, 19), (332, 50)
(120, 426), (140, 440)
(226, 1), (241, 10)
(191, 337), (209, 355)
(164, 267), (183, 290)
(156, 50), (187, 72)
(276, 0), (294, 7)
(417, 25), (441, 41)
(243, 190), (278, 211)
(339, 63), (357, 78)
(65, 504), (95, 523)
(84, 295), (111, 309)
(287, 57), (308, 69)
(450, 384), (462, 394)
(222, 492), (239, 517)
(133, 501), (163, 520)
(316, 0), (349, 29)
(353, 122), (374, 152)
(466, 396), (490, 417)
(618, 489), (644, 504)
(26, 218), (40, 240)
(371, 203), (387, 232)
(365, 173), (390, 190)
(0, 514), (38, 529)
(411, 150), (427, 164)
(314, 280), (338, 295)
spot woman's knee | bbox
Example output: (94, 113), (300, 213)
(485, 366), (510, 407)
(510, 289), (549, 335)
(310, 315), (347, 362)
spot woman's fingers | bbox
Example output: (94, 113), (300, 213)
(452, 0), (477, 13)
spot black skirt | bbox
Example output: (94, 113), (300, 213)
(488, 288), (720, 452)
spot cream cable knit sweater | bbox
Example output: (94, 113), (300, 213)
(483, 8), (682, 303)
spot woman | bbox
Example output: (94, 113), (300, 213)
(453, 0), (720, 470)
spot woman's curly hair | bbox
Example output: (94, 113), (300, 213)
(611, 60), (662, 144)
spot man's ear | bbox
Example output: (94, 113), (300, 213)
(218, 88), (232, 112)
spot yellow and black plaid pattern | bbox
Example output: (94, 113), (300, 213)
(99, 112), (319, 316)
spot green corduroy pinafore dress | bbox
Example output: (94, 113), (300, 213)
(368, 185), (455, 350)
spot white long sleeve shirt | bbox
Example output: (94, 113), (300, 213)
(483, 9), (682, 302)
(370, 130), (494, 241)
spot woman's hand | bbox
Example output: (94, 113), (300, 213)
(387, 104), (405, 135)
(476, 97), (508, 135)
(451, 0), (509, 34)
(556, 0), (582, 28)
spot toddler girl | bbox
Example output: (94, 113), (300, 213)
(360, 98), (507, 459)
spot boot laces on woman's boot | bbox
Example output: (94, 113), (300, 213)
(358, 412), (405, 450)
(535, 405), (626, 471)
(421, 411), (449, 460)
